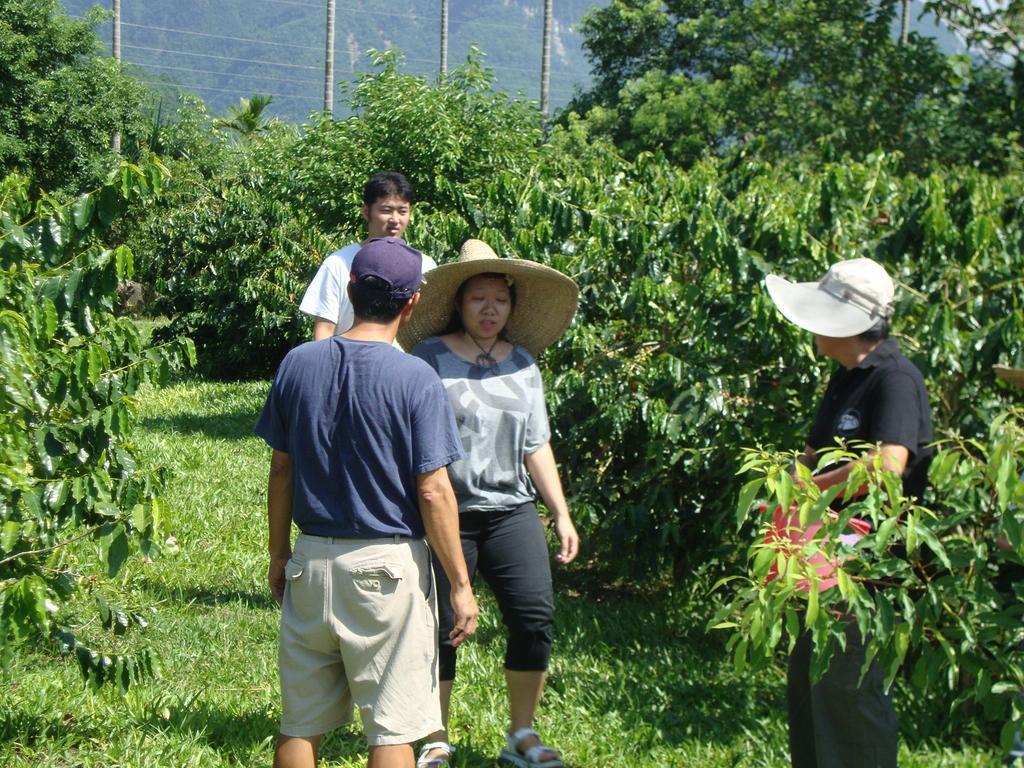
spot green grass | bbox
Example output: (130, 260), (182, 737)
(0, 380), (1004, 766)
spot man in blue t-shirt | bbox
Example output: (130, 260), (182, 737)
(255, 237), (478, 768)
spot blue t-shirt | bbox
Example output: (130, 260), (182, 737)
(254, 337), (465, 538)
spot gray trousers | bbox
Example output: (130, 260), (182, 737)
(788, 623), (898, 768)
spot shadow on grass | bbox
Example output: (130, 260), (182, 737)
(0, 709), (87, 756)
(545, 579), (993, 758)
(141, 580), (278, 611)
(550, 585), (786, 751)
(164, 702), (508, 766)
(140, 408), (261, 441)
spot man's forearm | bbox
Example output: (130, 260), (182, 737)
(417, 468), (478, 645)
(418, 476), (470, 588)
(268, 450), (293, 557)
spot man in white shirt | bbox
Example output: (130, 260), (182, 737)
(299, 171), (437, 341)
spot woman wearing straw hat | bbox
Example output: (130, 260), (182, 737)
(399, 240), (580, 768)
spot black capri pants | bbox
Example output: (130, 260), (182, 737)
(433, 501), (555, 681)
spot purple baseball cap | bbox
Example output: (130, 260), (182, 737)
(350, 237), (423, 299)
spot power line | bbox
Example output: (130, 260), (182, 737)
(164, 0), (580, 35)
(81, 8), (589, 108)
(250, 0), (439, 23)
(117, 19), (577, 66)
(122, 44), (581, 96)
(121, 43), (319, 70)
(120, 22), (322, 52)
(246, 0), (323, 10)
(137, 79), (319, 102)
(126, 61), (321, 88)
(79, 16), (585, 79)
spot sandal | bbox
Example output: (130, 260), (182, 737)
(500, 727), (563, 768)
(417, 741), (455, 767)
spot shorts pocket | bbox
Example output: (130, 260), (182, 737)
(284, 557), (306, 582)
(351, 562), (403, 595)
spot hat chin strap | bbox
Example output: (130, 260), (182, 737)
(820, 277), (893, 320)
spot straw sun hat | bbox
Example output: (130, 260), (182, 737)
(994, 365), (1024, 389)
(398, 239), (579, 356)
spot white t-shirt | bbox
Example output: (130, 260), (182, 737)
(298, 243), (437, 334)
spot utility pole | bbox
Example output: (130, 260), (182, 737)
(440, 0), (449, 76)
(112, 0), (121, 151)
(324, 0), (336, 115)
(540, 0), (552, 130)
(900, 0), (911, 46)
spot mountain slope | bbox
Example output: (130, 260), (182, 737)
(60, 0), (602, 121)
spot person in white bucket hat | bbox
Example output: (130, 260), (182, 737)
(403, 239), (579, 768)
(765, 257), (933, 768)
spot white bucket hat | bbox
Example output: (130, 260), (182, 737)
(764, 258), (895, 337)
(397, 239), (579, 356)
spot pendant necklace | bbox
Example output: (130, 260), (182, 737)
(467, 333), (499, 368)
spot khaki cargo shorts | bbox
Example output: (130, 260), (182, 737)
(278, 533), (441, 745)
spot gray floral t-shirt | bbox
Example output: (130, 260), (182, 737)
(411, 337), (551, 512)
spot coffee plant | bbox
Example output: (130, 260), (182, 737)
(0, 159), (194, 688)
(716, 410), (1024, 748)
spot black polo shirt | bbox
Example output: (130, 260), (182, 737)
(808, 338), (933, 499)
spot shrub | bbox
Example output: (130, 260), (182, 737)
(716, 410), (1024, 748)
(0, 161), (194, 687)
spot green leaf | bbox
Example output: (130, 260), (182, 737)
(113, 245), (134, 281)
(905, 512), (918, 555)
(735, 477), (764, 528)
(733, 637), (749, 675)
(913, 521), (952, 570)
(928, 449), (958, 488)
(181, 338), (197, 367)
(3, 576), (50, 641)
(72, 194), (95, 229)
(836, 567), (852, 600)
(97, 185), (121, 226)
(872, 516), (900, 556)
(1, 521), (19, 551)
(102, 525), (130, 578)
(776, 471), (794, 515)
(995, 453), (1016, 513)
(131, 503), (152, 535)
(97, 596), (111, 627)
(806, 583), (819, 626)
(63, 269), (82, 310)
(87, 345), (104, 385)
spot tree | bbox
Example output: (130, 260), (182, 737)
(568, 0), (1018, 171)
(924, 0), (1023, 68)
(213, 95), (275, 141)
(135, 48), (542, 379)
(0, 0), (149, 196)
(282, 48), (541, 236)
